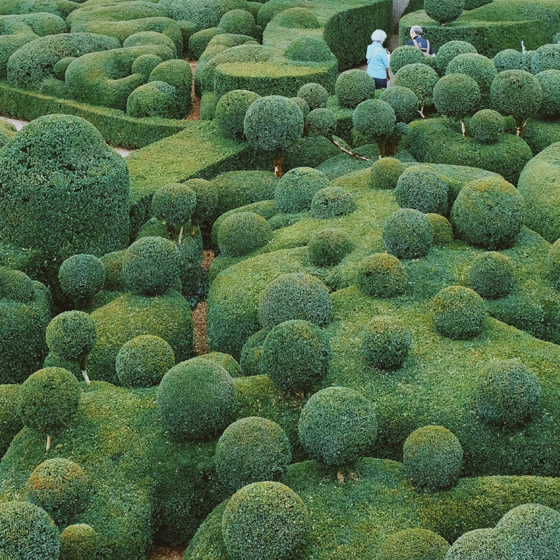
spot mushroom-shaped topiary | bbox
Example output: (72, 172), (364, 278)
(395, 166), (449, 214)
(531, 44), (560, 73)
(377, 528), (450, 560)
(335, 69), (376, 109)
(58, 254), (106, 305)
(403, 425), (463, 490)
(157, 357), (236, 440)
(535, 70), (560, 118)
(389, 46), (430, 74)
(446, 53), (497, 102)
(27, 458), (87, 525)
(476, 359), (541, 426)
(369, 157), (405, 190)
(215, 90), (261, 141)
(352, 99), (396, 155)
(290, 95), (310, 118)
(116, 335), (175, 388)
(306, 108), (337, 137)
(198, 351), (242, 378)
(383, 208), (434, 259)
(262, 319), (331, 393)
(0, 268), (35, 303)
(427, 213), (454, 245)
(59, 524), (98, 560)
(19, 367), (81, 450)
(298, 386), (377, 466)
(393, 64), (439, 115)
(432, 285), (486, 339)
(436, 41), (477, 74)
(362, 316), (412, 370)
(467, 109), (504, 144)
(218, 9), (258, 37)
(215, 417), (292, 491)
(444, 528), (511, 560)
(356, 253), (408, 298)
(425, 0), (465, 24)
(549, 239), (560, 291)
(308, 228), (354, 267)
(258, 272), (332, 330)
(275, 166), (330, 213)
(379, 86), (421, 124)
(433, 74), (480, 134)
(152, 183), (197, 238)
(184, 178), (218, 225)
(310, 186), (357, 219)
(469, 252), (514, 299)
(450, 176), (524, 249)
(122, 236), (180, 296)
(217, 212), (272, 257)
(0, 501), (59, 560)
(297, 82), (329, 110)
(222, 481), (309, 560)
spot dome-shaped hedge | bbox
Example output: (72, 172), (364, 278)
(468, 109), (504, 143)
(215, 89), (261, 140)
(258, 272), (332, 330)
(275, 166), (330, 213)
(356, 253), (408, 298)
(152, 183), (197, 232)
(127, 81), (181, 119)
(198, 351), (242, 378)
(427, 213), (454, 245)
(379, 86), (421, 123)
(403, 425), (463, 490)
(298, 386), (377, 466)
(395, 166), (449, 215)
(285, 36), (332, 62)
(218, 212), (272, 256)
(433, 74), (481, 120)
(476, 359), (541, 425)
(335, 69), (376, 108)
(469, 251), (514, 299)
(262, 319), (331, 392)
(444, 528), (511, 560)
(446, 53), (497, 98)
(218, 9), (257, 36)
(240, 328), (268, 377)
(157, 357), (236, 440)
(362, 315), (412, 370)
(450, 176), (524, 249)
(425, 0), (465, 24)
(222, 481), (309, 560)
(432, 286), (486, 340)
(369, 157), (405, 190)
(352, 99), (396, 140)
(490, 70), (542, 121)
(215, 417), (292, 491)
(389, 46), (429, 74)
(531, 44), (560, 73)
(46, 311), (96, 363)
(493, 49), (524, 72)
(0, 268), (35, 303)
(310, 186), (357, 219)
(132, 54), (162, 79)
(297, 82), (329, 110)
(58, 254), (105, 303)
(306, 108), (337, 137)
(436, 41), (477, 74)
(59, 524), (98, 560)
(377, 528), (450, 560)
(535, 70), (560, 118)
(383, 208), (434, 259)
(308, 228), (354, 267)
(549, 239), (560, 290)
(394, 64), (440, 107)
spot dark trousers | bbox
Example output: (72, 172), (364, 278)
(373, 78), (387, 89)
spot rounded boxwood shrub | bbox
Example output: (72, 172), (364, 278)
(218, 9), (257, 37)
(549, 239), (560, 290)
(298, 386), (377, 466)
(383, 208), (434, 259)
(389, 46), (429, 75)
(127, 81), (181, 119)
(157, 357), (236, 440)
(240, 328), (268, 377)
(427, 213), (454, 245)
(0, 501), (59, 560)
(446, 53), (497, 98)
(436, 41), (477, 74)
(27, 458), (87, 525)
(310, 186), (357, 219)
(0, 268), (35, 303)
(290, 96), (310, 118)
(285, 36), (332, 62)
(53, 57), (77, 81)
(46, 311), (96, 364)
(395, 166), (449, 215)
(0, 385), (22, 456)
(494, 49), (524, 72)
(356, 253), (408, 298)
(450, 176), (524, 249)
(184, 177), (218, 225)
(433, 74), (480, 121)
(379, 86), (420, 123)
(275, 167), (330, 213)
(476, 359), (541, 425)
(198, 352), (242, 378)
(262, 319), (331, 393)
(335, 69), (376, 109)
(393, 63), (440, 107)
(535, 70), (560, 118)
(403, 425), (463, 490)
(215, 417), (292, 491)
(152, 183), (197, 232)
(445, 528), (510, 560)
(116, 335), (175, 388)
(306, 108), (337, 137)
(425, 0), (465, 24)
(274, 7), (319, 28)
(468, 109), (504, 143)
(353, 99), (396, 140)
(308, 228), (354, 267)
(122, 236), (180, 296)
(59, 524), (97, 560)
(432, 285), (486, 340)
(297, 82), (328, 110)
(58, 254), (105, 303)
(215, 89), (260, 140)
(131, 54), (163, 79)
(469, 251), (514, 299)
(377, 528), (450, 560)
(531, 44), (560, 73)
(369, 157), (405, 190)
(490, 70), (542, 123)
(259, 272), (332, 330)
(362, 315), (412, 370)
(218, 212), (272, 257)
(222, 481), (309, 560)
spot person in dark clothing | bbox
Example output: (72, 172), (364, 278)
(405, 26), (435, 56)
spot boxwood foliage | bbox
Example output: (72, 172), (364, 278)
(46, 311), (96, 366)
(275, 167), (330, 213)
(549, 239), (560, 291)
(446, 53), (497, 103)
(198, 351), (242, 378)
(444, 528), (511, 560)
(395, 166), (449, 215)
(383, 208), (434, 259)
(369, 157), (405, 190)
(306, 108), (337, 137)
(58, 254), (106, 305)
(436, 41), (477, 74)
(308, 228), (355, 267)
(356, 253), (408, 298)
(531, 43), (560, 73)
(469, 251), (514, 299)
(535, 69), (560, 118)
(390, 46), (430, 74)
(352, 99), (396, 142)
(127, 81), (182, 119)
(284, 36), (334, 63)
(310, 186), (357, 219)
(215, 89), (260, 140)
(0, 384), (22, 456)
(377, 528), (450, 560)
(379, 86), (421, 123)
(297, 82), (329, 110)
(217, 212), (272, 257)
(433, 74), (481, 121)
(160, 0), (248, 29)
(335, 69), (377, 109)
(425, 0), (465, 25)
(467, 109), (504, 143)
(393, 63), (439, 108)
(59, 524), (98, 560)
(427, 213), (454, 245)
(362, 315), (412, 370)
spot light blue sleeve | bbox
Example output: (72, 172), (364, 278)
(380, 49), (390, 68)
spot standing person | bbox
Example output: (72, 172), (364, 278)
(406, 26), (435, 56)
(366, 29), (390, 89)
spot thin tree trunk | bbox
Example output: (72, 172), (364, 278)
(273, 155), (284, 178)
(46, 434), (51, 451)
(328, 138), (370, 161)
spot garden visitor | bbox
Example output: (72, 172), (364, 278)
(366, 29), (390, 89)
(406, 25), (435, 56)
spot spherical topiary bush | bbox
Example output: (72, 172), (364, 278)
(298, 386), (377, 466)
(217, 212), (272, 257)
(275, 6), (319, 27)
(445, 528), (511, 560)
(262, 320), (331, 393)
(27, 458), (87, 525)
(427, 213), (454, 245)
(310, 186), (357, 219)
(240, 328), (268, 377)
(184, 177), (218, 225)
(535, 70), (560, 118)
(531, 44), (560, 73)
(432, 286), (486, 339)
(469, 252), (514, 299)
(218, 9), (257, 36)
(476, 359), (541, 425)
(395, 166), (449, 214)
(274, 167), (330, 213)
(383, 209), (434, 259)
(59, 524), (97, 560)
(222, 481), (309, 560)
(306, 108), (337, 137)
(403, 425), (463, 490)
(490, 70), (542, 124)
(285, 36), (332, 62)
(425, 0), (465, 24)
(468, 109), (504, 143)
(335, 69), (376, 109)
(308, 228), (354, 267)
(149, 59), (192, 114)
(58, 254), (105, 303)
(116, 335), (175, 388)
(377, 528), (450, 560)
(127, 81), (181, 119)
(352, 99), (396, 141)
(393, 63), (440, 108)
(390, 46), (429, 74)
(215, 90), (261, 140)
(446, 53), (497, 99)
(0, 268), (35, 303)
(215, 417), (292, 491)
(198, 352), (242, 378)
(433, 74), (480, 121)
(122, 236), (180, 296)
(131, 54), (163, 79)
(450, 177), (524, 249)
(549, 239), (560, 290)
(369, 157), (405, 190)
(362, 315), (412, 370)
(259, 272), (332, 330)
(152, 183), (197, 233)
(46, 311), (96, 364)
(436, 41), (477, 74)
(297, 82), (329, 110)
(290, 96), (310, 118)
(0, 501), (59, 560)
(157, 357), (236, 440)
(356, 253), (408, 298)
(379, 86), (421, 123)
(244, 95), (304, 152)
(493, 49), (524, 72)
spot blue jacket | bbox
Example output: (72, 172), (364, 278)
(366, 41), (389, 79)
